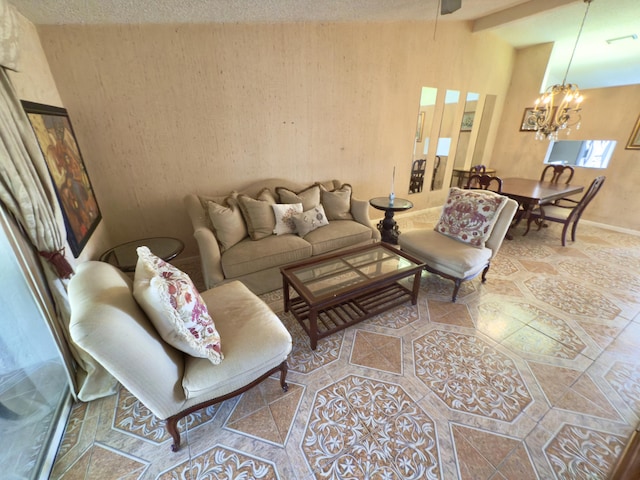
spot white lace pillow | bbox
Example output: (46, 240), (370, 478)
(272, 203), (303, 235)
(133, 246), (223, 364)
(292, 204), (329, 237)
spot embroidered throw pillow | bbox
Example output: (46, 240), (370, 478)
(434, 187), (508, 248)
(292, 204), (330, 237)
(133, 246), (223, 364)
(272, 203), (303, 235)
(320, 183), (354, 220)
(206, 193), (247, 251)
(237, 188), (278, 240)
(276, 184), (321, 211)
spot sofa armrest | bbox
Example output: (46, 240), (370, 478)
(485, 198), (518, 257)
(351, 197), (381, 241)
(184, 194), (225, 289)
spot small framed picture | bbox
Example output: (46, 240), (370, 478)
(415, 112), (425, 142)
(520, 107), (539, 131)
(460, 112), (474, 131)
(626, 114), (640, 150)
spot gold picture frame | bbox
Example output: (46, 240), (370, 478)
(626, 114), (640, 150)
(415, 112), (425, 142)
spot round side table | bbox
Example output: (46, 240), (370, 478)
(369, 197), (413, 244)
(99, 237), (184, 272)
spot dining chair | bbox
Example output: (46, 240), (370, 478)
(466, 174), (503, 193)
(525, 175), (606, 246)
(410, 158), (427, 193)
(540, 164), (575, 184)
(470, 164), (486, 175)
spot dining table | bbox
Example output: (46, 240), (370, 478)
(499, 177), (584, 230)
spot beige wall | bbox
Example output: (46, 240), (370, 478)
(8, 12), (110, 263)
(30, 21), (514, 257)
(491, 44), (640, 231)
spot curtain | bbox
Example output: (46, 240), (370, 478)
(0, 66), (118, 401)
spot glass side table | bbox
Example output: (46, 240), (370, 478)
(369, 197), (413, 244)
(99, 237), (184, 272)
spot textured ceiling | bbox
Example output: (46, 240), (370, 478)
(8, 0), (640, 89)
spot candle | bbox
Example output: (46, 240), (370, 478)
(391, 166), (395, 195)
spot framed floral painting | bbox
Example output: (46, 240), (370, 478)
(22, 101), (101, 257)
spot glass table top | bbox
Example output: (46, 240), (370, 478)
(286, 245), (420, 298)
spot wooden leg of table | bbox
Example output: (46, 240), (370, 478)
(411, 270), (422, 304)
(282, 277), (290, 313)
(309, 309), (318, 350)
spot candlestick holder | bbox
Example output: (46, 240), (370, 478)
(389, 192), (395, 205)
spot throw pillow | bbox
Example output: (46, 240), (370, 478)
(434, 187), (508, 248)
(237, 188), (278, 240)
(276, 184), (321, 211)
(272, 203), (303, 235)
(320, 183), (354, 220)
(206, 193), (247, 251)
(132, 246), (223, 364)
(292, 204), (330, 237)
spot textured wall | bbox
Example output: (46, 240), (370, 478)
(491, 44), (640, 231)
(34, 21), (514, 257)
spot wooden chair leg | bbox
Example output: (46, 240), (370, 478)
(166, 416), (182, 452)
(561, 222), (570, 246)
(481, 264), (491, 283)
(451, 280), (462, 302)
(280, 361), (289, 392)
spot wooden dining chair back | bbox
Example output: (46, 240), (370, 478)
(466, 174), (503, 193)
(469, 164), (486, 175)
(526, 175), (606, 246)
(540, 164), (575, 184)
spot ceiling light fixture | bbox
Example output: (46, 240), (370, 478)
(528, 0), (593, 141)
(605, 34), (638, 44)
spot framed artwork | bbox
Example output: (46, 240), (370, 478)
(520, 107), (539, 131)
(415, 112), (425, 142)
(626, 114), (640, 150)
(460, 111), (475, 131)
(21, 101), (101, 257)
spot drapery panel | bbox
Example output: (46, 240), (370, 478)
(0, 67), (118, 401)
(0, 0), (19, 71)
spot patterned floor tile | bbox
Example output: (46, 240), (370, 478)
(544, 424), (626, 479)
(224, 378), (303, 446)
(158, 444), (279, 479)
(413, 330), (532, 421)
(349, 330), (402, 374)
(57, 443), (149, 479)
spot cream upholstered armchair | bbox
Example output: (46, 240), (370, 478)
(398, 187), (518, 302)
(68, 260), (292, 452)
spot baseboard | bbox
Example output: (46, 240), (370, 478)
(581, 220), (640, 237)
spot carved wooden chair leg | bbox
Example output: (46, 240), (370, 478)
(166, 415), (182, 452)
(481, 264), (491, 283)
(279, 361), (289, 392)
(451, 279), (462, 302)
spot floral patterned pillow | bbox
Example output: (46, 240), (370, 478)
(434, 187), (508, 248)
(133, 246), (223, 364)
(272, 203), (303, 235)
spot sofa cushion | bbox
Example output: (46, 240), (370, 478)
(321, 183), (354, 220)
(237, 188), (278, 240)
(292, 204), (329, 237)
(305, 220), (374, 256)
(276, 184), (321, 211)
(272, 203), (303, 235)
(182, 281), (292, 400)
(206, 193), (247, 251)
(221, 234), (312, 278)
(400, 229), (492, 278)
(133, 246), (223, 364)
(434, 187), (507, 248)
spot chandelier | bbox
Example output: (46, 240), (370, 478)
(529, 0), (593, 141)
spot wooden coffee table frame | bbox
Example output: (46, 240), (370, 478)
(281, 243), (425, 350)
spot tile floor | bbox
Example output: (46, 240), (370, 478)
(50, 210), (640, 479)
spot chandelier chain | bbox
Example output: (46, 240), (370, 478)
(562, 0), (592, 85)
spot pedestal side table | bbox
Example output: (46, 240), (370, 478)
(369, 197), (413, 244)
(99, 237), (184, 272)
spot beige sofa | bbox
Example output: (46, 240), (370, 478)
(68, 261), (292, 452)
(185, 179), (380, 294)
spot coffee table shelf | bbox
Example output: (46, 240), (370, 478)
(288, 282), (413, 344)
(281, 243), (425, 349)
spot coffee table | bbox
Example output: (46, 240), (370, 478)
(281, 243), (425, 350)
